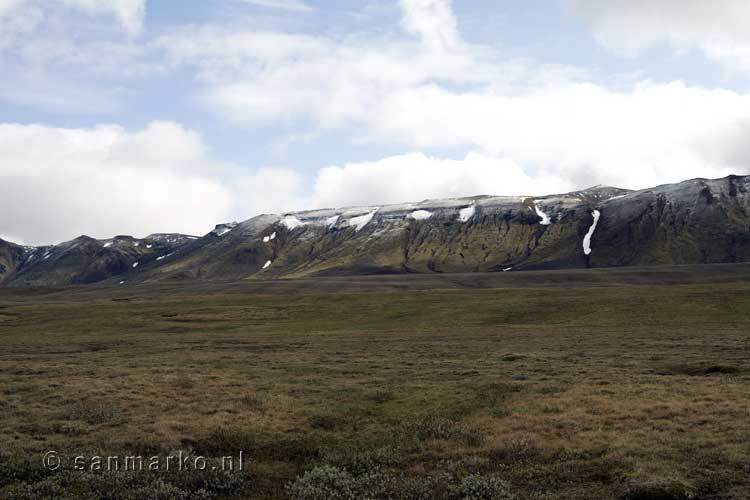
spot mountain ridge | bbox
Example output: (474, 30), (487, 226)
(1, 174), (748, 286)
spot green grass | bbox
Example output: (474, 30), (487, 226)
(0, 280), (749, 498)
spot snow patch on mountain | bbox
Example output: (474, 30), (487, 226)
(348, 210), (377, 231)
(148, 234), (197, 244)
(409, 210), (433, 220)
(263, 231), (278, 242)
(281, 216), (305, 230)
(532, 202), (551, 225)
(458, 206), (476, 222)
(212, 223), (238, 237)
(583, 210), (601, 256)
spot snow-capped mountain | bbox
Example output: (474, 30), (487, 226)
(1, 175), (749, 286)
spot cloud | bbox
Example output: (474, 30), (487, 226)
(232, 167), (309, 218)
(60, 0), (146, 36)
(568, 0), (750, 71)
(310, 152), (570, 209)
(4, 0), (750, 248)
(399, 0), (461, 51)
(158, 1), (510, 128)
(0, 122), (233, 246)
(0, 0), (156, 113)
(1, 0), (145, 36)
(238, 0), (314, 12)
(156, 0), (750, 192)
(0, 120), (576, 246)
(364, 81), (747, 189)
(1, 116), (746, 247)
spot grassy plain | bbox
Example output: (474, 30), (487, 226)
(1, 267), (749, 499)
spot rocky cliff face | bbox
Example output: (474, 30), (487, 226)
(591, 176), (750, 267)
(2, 175), (748, 286)
(0, 239), (29, 285)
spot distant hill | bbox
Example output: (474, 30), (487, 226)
(2, 175), (749, 286)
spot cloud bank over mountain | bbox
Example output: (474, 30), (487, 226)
(1, 0), (749, 245)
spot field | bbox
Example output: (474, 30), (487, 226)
(1, 265), (750, 499)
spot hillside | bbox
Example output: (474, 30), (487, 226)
(2, 175), (749, 286)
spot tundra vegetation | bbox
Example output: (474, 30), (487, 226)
(0, 270), (749, 499)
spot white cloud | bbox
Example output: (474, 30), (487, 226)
(1, 0), (145, 36)
(232, 167), (309, 218)
(60, 0), (146, 36)
(0, 118), (575, 246)
(1, 115), (746, 247)
(0, 122), (232, 246)
(400, 0), (461, 51)
(310, 152), (570, 209)
(158, 1), (509, 128)
(568, 0), (750, 71)
(0, 0), (155, 113)
(156, 0), (750, 192)
(364, 81), (747, 189)
(239, 0), (314, 12)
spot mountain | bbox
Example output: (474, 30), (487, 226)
(1, 175), (749, 286)
(0, 234), (199, 286)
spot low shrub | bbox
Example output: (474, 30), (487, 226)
(67, 401), (123, 425)
(450, 474), (516, 500)
(308, 414), (342, 431)
(322, 446), (401, 474)
(286, 466), (358, 500)
(256, 435), (320, 462)
(287, 466), (515, 500)
(660, 364), (742, 377)
(197, 427), (258, 455)
(0, 453), (52, 488)
(238, 394), (267, 412)
(410, 417), (485, 447)
(366, 390), (394, 404)
(0, 469), (247, 500)
(474, 383), (522, 407)
(619, 480), (697, 500)
(489, 438), (542, 464)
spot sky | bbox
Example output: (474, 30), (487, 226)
(2, 0), (750, 245)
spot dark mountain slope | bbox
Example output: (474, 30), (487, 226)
(5, 234), (198, 286)
(0, 239), (29, 285)
(591, 175), (750, 266)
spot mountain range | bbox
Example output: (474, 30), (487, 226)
(1, 174), (749, 287)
